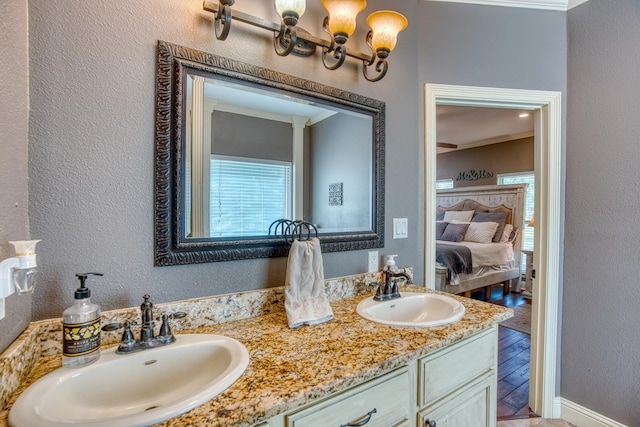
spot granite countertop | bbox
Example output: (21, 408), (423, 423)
(0, 286), (512, 427)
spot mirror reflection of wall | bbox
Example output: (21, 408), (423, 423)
(186, 73), (373, 239)
(310, 113), (372, 233)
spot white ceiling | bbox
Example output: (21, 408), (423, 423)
(423, 0), (589, 11)
(436, 105), (534, 153)
(199, 77), (337, 124)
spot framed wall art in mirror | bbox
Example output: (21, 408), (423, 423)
(154, 41), (385, 266)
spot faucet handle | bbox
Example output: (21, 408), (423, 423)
(102, 321), (137, 352)
(102, 320), (137, 333)
(369, 281), (386, 300)
(157, 312), (187, 340)
(155, 311), (187, 322)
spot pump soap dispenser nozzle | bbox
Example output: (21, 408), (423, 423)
(384, 254), (399, 272)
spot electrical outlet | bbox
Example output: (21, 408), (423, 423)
(368, 251), (379, 272)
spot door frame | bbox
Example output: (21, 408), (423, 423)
(424, 84), (562, 417)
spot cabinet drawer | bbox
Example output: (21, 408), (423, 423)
(286, 368), (412, 427)
(418, 327), (496, 407)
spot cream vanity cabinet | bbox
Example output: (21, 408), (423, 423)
(259, 367), (413, 427)
(417, 326), (497, 427)
(258, 326), (497, 427)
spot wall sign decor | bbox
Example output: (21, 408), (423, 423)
(329, 183), (343, 206)
(456, 169), (494, 181)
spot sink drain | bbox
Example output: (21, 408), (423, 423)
(145, 406), (159, 412)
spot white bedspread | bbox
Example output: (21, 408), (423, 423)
(436, 240), (514, 268)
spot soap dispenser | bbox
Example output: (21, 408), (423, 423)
(62, 272), (103, 368)
(383, 255), (400, 295)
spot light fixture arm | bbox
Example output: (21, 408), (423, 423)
(320, 16), (346, 70)
(203, 1), (392, 81)
(363, 30), (388, 82)
(363, 58), (388, 82)
(213, 0), (234, 40)
(274, 24), (298, 57)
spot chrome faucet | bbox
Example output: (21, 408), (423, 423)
(102, 294), (186, 355)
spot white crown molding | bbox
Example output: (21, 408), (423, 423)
(567, 0), (590, 9)
(424, 0), (590, 11)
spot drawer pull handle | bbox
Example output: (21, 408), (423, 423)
(340, 408), (377, 427)
(425, 419), (437, 427)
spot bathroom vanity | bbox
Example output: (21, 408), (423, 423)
(261, 326), (497, 427)
(0, 278), (511, 427)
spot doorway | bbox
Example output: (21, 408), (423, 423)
(424, 84), (562, 418)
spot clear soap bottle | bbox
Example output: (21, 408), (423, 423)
(62, 272), (103, 368)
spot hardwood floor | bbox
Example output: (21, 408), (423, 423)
(470, 287), (537, 420)
(497, 325), (534, 419)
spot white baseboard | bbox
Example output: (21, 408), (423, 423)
(556, 397), (628, 427)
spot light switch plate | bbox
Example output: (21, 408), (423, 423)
(393, 218), (408, 239)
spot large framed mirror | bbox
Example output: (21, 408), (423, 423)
(154, 41), (385, 265)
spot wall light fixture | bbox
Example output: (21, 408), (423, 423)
(203, 0), (408, 82)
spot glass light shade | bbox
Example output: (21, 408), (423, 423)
(275, 0), (306, 18)
(366, 10), (408, 53)
(13, 267), (37, 295)
(321, 0), (367, 37)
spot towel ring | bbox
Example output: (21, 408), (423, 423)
(268, 218), (294, 236)
(269, 219), (318, 244)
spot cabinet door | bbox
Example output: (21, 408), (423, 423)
(418, 327), (496, 408)
(418, 373), (495, 427)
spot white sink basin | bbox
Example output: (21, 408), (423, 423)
(9, 334), (249, 427)
(357, 292), (465, 327)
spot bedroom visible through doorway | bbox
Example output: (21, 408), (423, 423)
(434, 107), (536, 419)
(424, 83), (562, 418)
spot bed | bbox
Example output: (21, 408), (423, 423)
(434, 184), (527, 298)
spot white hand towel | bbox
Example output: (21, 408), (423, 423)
(284, 237), (333, 328)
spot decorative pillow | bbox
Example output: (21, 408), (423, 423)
(501, 224), (514, 243)
(443, 210), (475, 223)
(435, 221), (449, 240)
(472, 212), (508, 243)
(463, 221), (499, 244)
(440, 222), (469, 242)
(436, 212), (445, 221)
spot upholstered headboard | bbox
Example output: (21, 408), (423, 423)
(436, 184), (528, 257)
(436, 199), (515, 225)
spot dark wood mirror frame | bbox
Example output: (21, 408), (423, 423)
(154, 41), (385, 266)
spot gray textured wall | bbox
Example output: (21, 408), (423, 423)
(437, 137), (534, 187)
(0, 0), (31, 351)
(26, 0), (421, 321)
(212, 112), (292, 161)
(564, 1), (640, 424)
